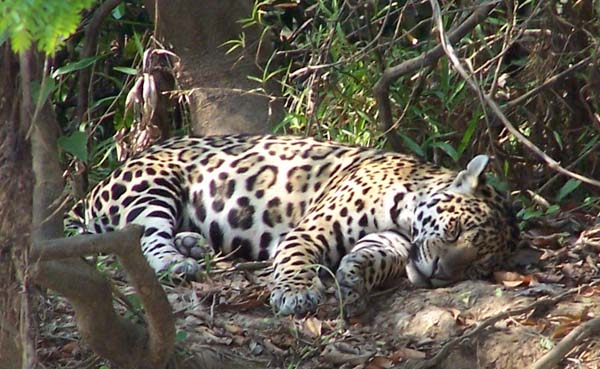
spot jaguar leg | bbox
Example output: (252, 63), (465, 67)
(336, 230), (411, 316)
(121, 199), (199, 278)
(269, 229), (328, 316)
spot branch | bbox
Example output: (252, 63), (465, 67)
(77, 0), (122, 121)
(32, 225), (175, 368)
(506, 55), (594, 107)
(29, 45), (175, 366)
(427, 0), (600, 188)
(31, 225), (144, 261)
(373, 2), (499, 150)
(531, 316), (600, 369)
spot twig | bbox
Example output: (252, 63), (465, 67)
(211, 260), (273, 275)
(428, 0), (600, 188)
(506, 55), (594, 108)
(373, 1), (498, 151)
(538, 140), (600, 193)
(407, 287), (580, 369)
(531, 316), (600, 369)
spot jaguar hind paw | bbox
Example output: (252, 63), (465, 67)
(171, 258), (200, 278)
(174, 232), (212, 260)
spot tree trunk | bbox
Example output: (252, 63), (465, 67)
(0, 45), (35, 369)
(145, 0), (283, 135)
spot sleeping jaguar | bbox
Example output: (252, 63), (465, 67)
(65, 135), (519, 316)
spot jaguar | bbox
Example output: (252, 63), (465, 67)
(65, 135), (519, 316)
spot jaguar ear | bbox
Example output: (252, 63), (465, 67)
(449, 155), (489, 195)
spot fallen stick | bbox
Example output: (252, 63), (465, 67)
(530, 315), (600, 369)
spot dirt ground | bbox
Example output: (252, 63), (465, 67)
(38, 214), (600, 369)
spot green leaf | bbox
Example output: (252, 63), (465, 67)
(52, 55), (105, 78)
(555, 179), (581, 202)
(176, 331), (188, 342)
(432, 141), (459, 162)
(132, 31), (144, 58)
(485, 173), (508, 193)
(113, 66), (138, 75)
(398, 133), (425, 157)
(495, 288), (503, 297)
(31, 78), (56, 108)
(90, 95), (117, 111)
(539, 337), (554, 350)
(520, 207), (544, 220)
(112, 3), (125, 20)
(58, 131), (88, 163)
(457, 114), (479, 157)
(545, 204), (561, 215)
(552, 131), (563, 150)
(11, 26), (31, 52)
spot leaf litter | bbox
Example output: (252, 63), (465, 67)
(38, 213), (600, 368)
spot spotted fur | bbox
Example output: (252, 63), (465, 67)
(65, 135), (519, 316)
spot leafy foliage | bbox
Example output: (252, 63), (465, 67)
(20, 0), (599, 221)
(0, 0), (96, 54)
(235, 0), (600, 219)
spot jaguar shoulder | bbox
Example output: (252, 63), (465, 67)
(65, 135), (519, 316)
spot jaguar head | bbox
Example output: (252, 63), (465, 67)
(406, 155), (515, 288)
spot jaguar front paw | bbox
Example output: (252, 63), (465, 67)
(269, 281), (324, 316)
(174, 232), (212, 260)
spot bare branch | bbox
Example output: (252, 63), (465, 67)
(77, 0), (122, 121)
(428, 0), (600, 188)
(506, 55), (594, 108)
(374, 2), (499, 150)
(31, 227), (176, 369)
(31, 225), (143, 261)
(531, 315), (600, 369)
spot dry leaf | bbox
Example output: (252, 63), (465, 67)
(494, 271), (536, 287)
(303, 317), (322, 337)
(321, 344), (372, 365)
(224, 323), (242, 334)
(60, 341), (80, 356)
(366, 356), (394, 369)
(389, 347), (426, 361)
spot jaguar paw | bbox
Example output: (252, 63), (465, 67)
(269, 283), (324, 316)
(169, 258), (200, 281)
(174, 231), (212, 260)
(336, 261), (369, 317)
